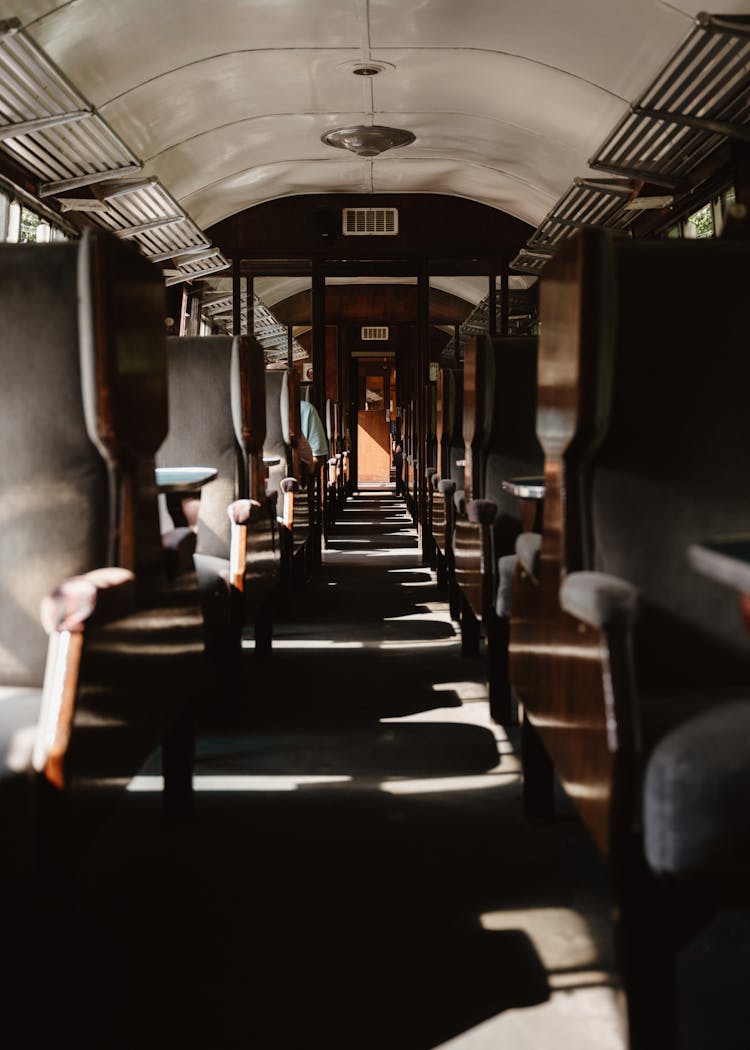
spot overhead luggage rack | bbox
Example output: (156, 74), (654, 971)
(442, 285), (539, 357)
(589, 12), (750, 186)
(0, 18), (139, 193)
(526, 177), (641, 252)
(201, 291), (307, 363)
(0, 18), (226, 285)
(512, 12), (749, 276)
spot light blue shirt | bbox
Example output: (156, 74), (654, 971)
(300, 400), (329, 459)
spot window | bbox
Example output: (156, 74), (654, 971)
(0, 192), (69, 243)
(684, 202), (714, 239)
(0, 191), (8, 241)
(19, 207), (42, 243)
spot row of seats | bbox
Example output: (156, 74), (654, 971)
(0, 229), (342, 880)
(505, 230), (750, 1048)
(425, 336), (541, 725)
(322, 392), (350, 534)
(420, 229), (749, 1047)
(1, 230), (204, 879)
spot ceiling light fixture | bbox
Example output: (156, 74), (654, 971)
(336, 59), (396, 78)
(321, 125), (415, 158)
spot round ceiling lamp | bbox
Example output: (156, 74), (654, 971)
(321, 125), (416, 158)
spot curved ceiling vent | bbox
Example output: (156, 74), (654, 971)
(343, 208), (399, 236)
(362, 326), (389, 341)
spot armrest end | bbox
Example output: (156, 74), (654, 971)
(559, 571), (638, 629)
(515, 532), (542, 579)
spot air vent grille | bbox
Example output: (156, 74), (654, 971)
(362, 326), (389, 341)
(343, 208), (398, 235)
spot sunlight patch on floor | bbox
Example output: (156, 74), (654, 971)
(323, 549), (422, 565)
(382, 700), (517, 755)
(379, 772), (514, 795)
(431, 985), (625, 1050)
(242, 638), (365, 650)
(127, 774), (353, 793)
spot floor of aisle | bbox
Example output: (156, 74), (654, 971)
(58, 486), (627, 1049)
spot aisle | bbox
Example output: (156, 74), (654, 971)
(64, 486), (623, 1050)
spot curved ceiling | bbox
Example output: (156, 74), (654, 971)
(4, 0), (749, 232)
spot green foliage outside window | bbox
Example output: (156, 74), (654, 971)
(19, 208), (42, 243)
(686, 202), (714, 239)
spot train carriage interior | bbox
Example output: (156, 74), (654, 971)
(2, 2), (750, 1048)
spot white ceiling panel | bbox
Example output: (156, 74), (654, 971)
(660, 0), (750, 16)
(101, 50), (364, 160)
(369, 0), (691, 98)
(373, 50), (627, 156)
(183, 159), (373, 229)
(370, 159), (555, 228)
(16, 0), (360, 105)
(146, 108), (574, 226)
(372, 112), (585, 200)
(149, 114), (366, 203)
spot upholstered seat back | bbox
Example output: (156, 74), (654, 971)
(158, 336), (266, 560)
(325, 398), (334, 447)
(0, 231), (167, 688)
(589, 238), (750, 688)
(482, 336), (542, 555)
(264, 369), (291, 495)
(461, 337), (486, 501)
(436, 369), (448, 477)
(446, 369), (465, 490)
(426, 381), (437, 472)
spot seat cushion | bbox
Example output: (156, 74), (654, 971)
(0, 686), (42, 779)
(643, 698), (750, 877)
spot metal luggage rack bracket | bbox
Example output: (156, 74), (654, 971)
(511, 178), (644, 275)
(201, 290), (308, 364)
(509, 248), (553, 276)
(0, 18), (227, 285)
(526, 178), (641, 251)
(442, 286), (539, 357)
(511, 12), (750, 275)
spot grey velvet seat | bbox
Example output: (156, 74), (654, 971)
(324, 397), (340, 525)
(0, 230), (204, 872)
(453, 334), (541, 722)
(157, 335), (278, 671)
(431, 369), (463, 614)
(577, 240), (750, 876)
(265, 367), (309, 569)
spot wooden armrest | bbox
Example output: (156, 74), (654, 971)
(35, 567), (135, 789)
(227, 498), (262, 590)
(279, 477), (297, 530)
(40, 567), (135, 633)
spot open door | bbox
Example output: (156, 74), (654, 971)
(356, 359), (393, 484)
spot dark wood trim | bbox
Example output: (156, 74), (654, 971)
(246, 274), (254, 337)
(500, 266), (510, 337)
(488, 274), (497, 337)
(232, 258), (241, 337)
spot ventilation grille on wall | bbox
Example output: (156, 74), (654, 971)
(343, 208), (398, 235)
(362, 326), (389, 340)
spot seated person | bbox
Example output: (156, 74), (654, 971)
(300, 399), (330, 467)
